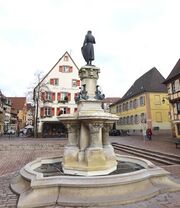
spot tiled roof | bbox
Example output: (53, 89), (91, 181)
(163, 58), (180, 84)
(103, 97), (121, 104)
(120, 67), (167, 102)
(8, 97), (26, 110)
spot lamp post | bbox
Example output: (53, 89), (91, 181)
(162, 96), (169, 104)
(34, 85), (40, 138)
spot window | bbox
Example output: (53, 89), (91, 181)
(57, 107), (70, 115)
(72, 79), (80, 87)
(124, 117), (127, 125)
(41, 92), (55, 102)
(140, 96), (145, 106)
(61, 92), (67, 101)
(177, 102), (180, 114)
(64, 55), (69, 61)
(127, 116), (129, 124)
(125, 102), (128, 111)
(172, 81), (176, 93)
(45, 92), (51, 101)
(134, 115), (138, 124)
(57, 92), (71, 102)
(129, 101), (133, 109)
(41, 107), (54, 117)
(140, 113), (146, 123)
(130, 115), (134, 124)
(54, 79), (59, 85)
(50, 78), (59, 85)
(64, 66), (69, 72)
(123, 103), (126, 111)
(59, 65), (73, 73)
(45, 107), (51, 116)
(133, 99), (137, 108)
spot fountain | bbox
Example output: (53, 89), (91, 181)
(11, 31), (180, 208)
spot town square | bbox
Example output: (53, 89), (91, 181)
(0, 0), (180, 207)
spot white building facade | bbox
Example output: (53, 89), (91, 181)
(34, 52), (80, 138)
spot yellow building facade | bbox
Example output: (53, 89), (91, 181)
(110, 68), (171, 135)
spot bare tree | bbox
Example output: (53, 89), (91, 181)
(27, 70), (50, 138)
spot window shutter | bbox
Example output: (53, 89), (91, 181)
(57, 107), (60, 116)
(41, 92), (45, 101)
(68, 93), (71, 101)
(51, 107), (55, 116)
(77, 80), (80, 86)
(52, 92), (55, 101)
(67, 107), (70, 114)
(50, 79), (54, 85)
(40, 108), (44, 118)
(59, 66), (63, 72)
(69, 66), (73, 72)
(57, 92), (61, 101)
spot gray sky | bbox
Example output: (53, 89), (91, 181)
(0, 0), (180, 98)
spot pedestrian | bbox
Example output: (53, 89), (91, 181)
(146, 128), (152, 140)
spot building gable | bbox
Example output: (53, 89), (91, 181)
(34, 51), (79, 91)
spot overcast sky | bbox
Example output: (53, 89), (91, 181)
(0, 0), (180, 98)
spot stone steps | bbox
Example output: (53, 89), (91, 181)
(112, 142), (180, 165)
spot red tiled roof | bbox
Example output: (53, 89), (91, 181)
(8, 97), (26, 110)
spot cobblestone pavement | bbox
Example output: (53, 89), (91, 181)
(0, 135), (180, 208)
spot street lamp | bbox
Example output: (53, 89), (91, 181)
(162, 96), (169, 104)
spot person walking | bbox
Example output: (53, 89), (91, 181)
(146, 128), (152, 140)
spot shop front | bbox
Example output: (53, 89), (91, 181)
(42, 122), (67, 138)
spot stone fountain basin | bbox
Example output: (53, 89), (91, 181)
(11, 154), (180, 208)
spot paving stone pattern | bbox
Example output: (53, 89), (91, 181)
(0, 136), (180, 208)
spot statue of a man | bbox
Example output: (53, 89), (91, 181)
(81, 31), (96, 65)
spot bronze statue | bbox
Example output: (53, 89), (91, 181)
(81, 31), (95, 65)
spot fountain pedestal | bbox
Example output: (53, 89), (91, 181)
(60, 65), (118, 175)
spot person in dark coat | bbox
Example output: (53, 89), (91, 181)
(81, 31), (96, 65)
(146, 128), (152, 140)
